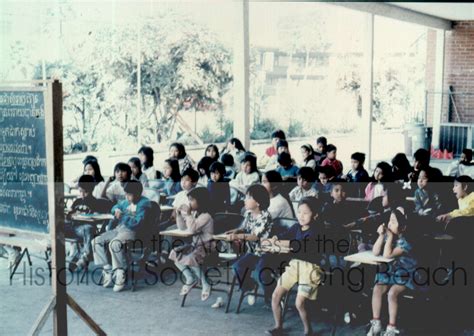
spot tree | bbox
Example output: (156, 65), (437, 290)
(24, 9), (234, 153)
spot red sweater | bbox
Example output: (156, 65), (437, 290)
(321, 158), (343, 177)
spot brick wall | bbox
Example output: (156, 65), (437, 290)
(425, 29), (437, 126)
(443, 21), (474, 124)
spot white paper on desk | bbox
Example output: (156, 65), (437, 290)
(160, 228), (193, 236)
(344, 251), (394, 265)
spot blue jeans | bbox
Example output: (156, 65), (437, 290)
(232, 253), (282, 302)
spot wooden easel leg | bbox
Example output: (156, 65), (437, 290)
(66, 294), (106, 336)
(10, 248), (28, 280)
(25, 248), (32, 265)
(28, 296), (56, 336)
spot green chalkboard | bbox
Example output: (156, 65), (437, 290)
(0, 89), (49, 233)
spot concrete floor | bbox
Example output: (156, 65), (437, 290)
(0, 255), (472, 336)
(0, 255), (368, 336)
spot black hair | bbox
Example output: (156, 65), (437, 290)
(316, 136), (327, 147)
(123, 180), (143, 198)
(462, 148), (473, 162)
(317, 165), (335, 179)
(392, 207), (408, 233)
(229, 138), (246, 152)
(165, 159), (182, 182)
(413, 148), (430, 166)
(138, 146), (154, 169)
(128, 157), (143, 178)
(373, 161), (393, 182)
(391, 153), (412, 181)
(455, 175), (473, 193)
(78, 174), (96, 193)
(326, 144), (337, 153)
(197, 156), (214, 178)
(182, 168), (200, 183)
(170, 142), (187, 160)
(209, 161), (226, 179)
(263, 170), (283, 196)
(271, 130), (286, 140)
(351, 152), (366, 166)
(298, 166), (316, 183)
(246, 184), (270, 211)
(187, 187), (213, 215)
(220, 153), (234, 167)
(114, 162), (132, 180)
(300, 144), (315, 163)
(277, 139), (289, 150)
(277, 152), (292, 167)
(205, 144), (220, 161)
(83, 160), (104, 183)
(241, 154), (258, 174)
(330, 178), (346, 189)
(384, 183), (407, 209)
(82, 155), (97, 165)
(298, 196), (323, 217)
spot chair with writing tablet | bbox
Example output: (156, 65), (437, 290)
(142, 188), (161, 204)
(180, 212), (244, 312)
(126, 200), (161, 291)
(232, 217), (299, 314)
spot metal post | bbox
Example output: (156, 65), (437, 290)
(361, 13), (374, 169)
(233, 0), (250, 150)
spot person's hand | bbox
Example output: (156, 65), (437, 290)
(386, 227), (394, 237)
(437, 214), (451, 223)
(114, 208), (122, 220)
(227, 233), (237, 241)
(343, 221), (356, 229)
(377, 224), (385, 236)
(178, 204), (190, 215)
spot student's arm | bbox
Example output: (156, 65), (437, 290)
(175, 205), (190, 230)
(122, 201), (151, 230)
(182, 213), (212, 234)
(449, 195), (474, 218)
(372, 225), (385, 256)
(382, 230), (404, 258)
(229, 173), (248, 195)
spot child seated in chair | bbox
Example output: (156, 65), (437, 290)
(437, 175), (474, 224)
(66, 175), (108, 271)
(266, 197), (324, 336)
(92, 180), (152, 292)
(226, 184), (272, 306)
(367, 207), (416, 336)
(169, 187), (214, 301)
(289, 167), (318, 202)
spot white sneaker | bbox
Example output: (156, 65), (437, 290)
(382, 326), (400, 336)
(113, 269), (126, 292)
(247, 294), (256, 306)
(102, 270), (113, 288)
(344, 312), (351, 324)
(367, 319), (382, 336)
(75, 256), (88, 271)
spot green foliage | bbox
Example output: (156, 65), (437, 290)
(23, 8), (233, 153)
(251, 118), (279, 140)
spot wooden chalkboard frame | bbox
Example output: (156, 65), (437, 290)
(0, 80), (105, 335)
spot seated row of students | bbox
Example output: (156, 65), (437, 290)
(67, 158), (473, 335)
(72, 142), (473, 228)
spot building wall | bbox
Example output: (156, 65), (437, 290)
(443, 21), (474, 124)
